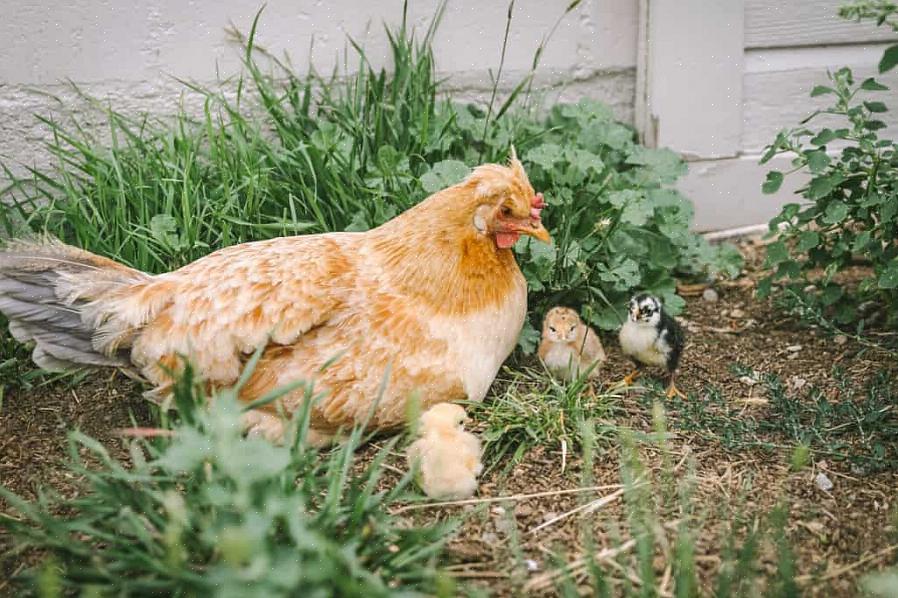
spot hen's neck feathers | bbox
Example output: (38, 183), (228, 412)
(370, 181), (523, 314)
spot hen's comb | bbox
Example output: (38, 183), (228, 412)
(531, 192), (546, 220)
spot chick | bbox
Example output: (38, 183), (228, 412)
(406, 403), (483, 500)
(617, 293), (686, 398)
(538, 306), (607, 382)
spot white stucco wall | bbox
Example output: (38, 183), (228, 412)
(0, 1), (638, 178)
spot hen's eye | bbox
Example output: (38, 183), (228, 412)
(501, 206), (512, 216)
(549, 326), (556, 333)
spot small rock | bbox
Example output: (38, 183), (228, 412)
(739, 375), (758, 386)
(788, 376), (807, 392)
(803, 284), (817, 294)
(543, 512), (559, 523)
(786, 344), (802, 353)
(525, 559), (540, 572)
(702, 288), (719, 303)
(730, 308), (746, 319)
(515, 504), (533, 517)
(491, 506), (506, 516)
(495, 517), (516, 535)
(834, 334), (848, 346)
(480, 531), (499, 545)
(815, 472), (834, 492)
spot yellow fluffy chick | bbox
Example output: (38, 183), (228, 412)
(406, 403), (483, 500)
(538, 306), (606, 382)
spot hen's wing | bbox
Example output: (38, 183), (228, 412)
(122, 234), (357, 387)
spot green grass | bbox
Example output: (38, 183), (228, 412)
(468, 366), (622, 467)
(0, 364), (454, 596)
(637, 364), (898, 473)
(520, 405), (800, 597)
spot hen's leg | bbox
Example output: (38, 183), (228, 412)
(665, 371), (686, 399)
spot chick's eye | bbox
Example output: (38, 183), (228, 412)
(501, 206), (512, 216)
(549, 326), (556, 333)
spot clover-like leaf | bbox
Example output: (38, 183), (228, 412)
(762, 171), (784, 194)
(419, 160), (470, 194)
(525, 144), (564, 170)
(879, 261), (898, 289)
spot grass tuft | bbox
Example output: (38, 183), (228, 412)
(0, 363), (453, 596)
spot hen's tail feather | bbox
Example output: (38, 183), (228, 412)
(0, 237), (150, 371)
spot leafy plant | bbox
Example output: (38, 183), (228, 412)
(0, 3), (738, 354)
(0, 365), (453, 596)
(759, 1), (898, 328)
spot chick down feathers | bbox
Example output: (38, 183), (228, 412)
(406, 403), (483, 500)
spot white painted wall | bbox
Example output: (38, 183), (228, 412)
(639, 0), (898, 231)
(0, 1), (637, 179)
(3, 0), (896, 231)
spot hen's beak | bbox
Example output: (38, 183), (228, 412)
(497, 217), (551, 243)
(530, 223), (551, 243)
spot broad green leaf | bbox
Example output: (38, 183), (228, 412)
(852, 230), (871, 252)
(419, 159), (470, 194)
(565, 148), (605, 174)
(620, 200), (654, 226)
(807, 175), (841, 200)
(516, 320), (541, 354)
(796, 230), (820, 252)
(762, 171), (784, 194)
(598, 258), (641, 291)
(528, 238), (558, 279)
(823, 201), (849, 224)
(821, 284), (844, 306)
(606, 189), (643, 207)
(765, 240), (789, 265)
(879, 261), (898, 289)
(525, 143), (563, 170)
(879, 44), (898, 73)
(805, 150), (831, 174)
(579, 121), (633, 151)
(864, 101), (888, 113)
(810, 85), (835, 97)
(344, 210), (370, 232)
(861, 77), (890, 91)
(810, 129), (838, 146)
(626, 147), (686, 183)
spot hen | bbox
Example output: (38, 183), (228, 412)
(0, 156), (549, 444)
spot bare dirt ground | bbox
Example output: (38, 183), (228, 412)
(1, 239), (896, 596)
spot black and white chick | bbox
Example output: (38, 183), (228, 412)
(617, 293), (686, 399)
